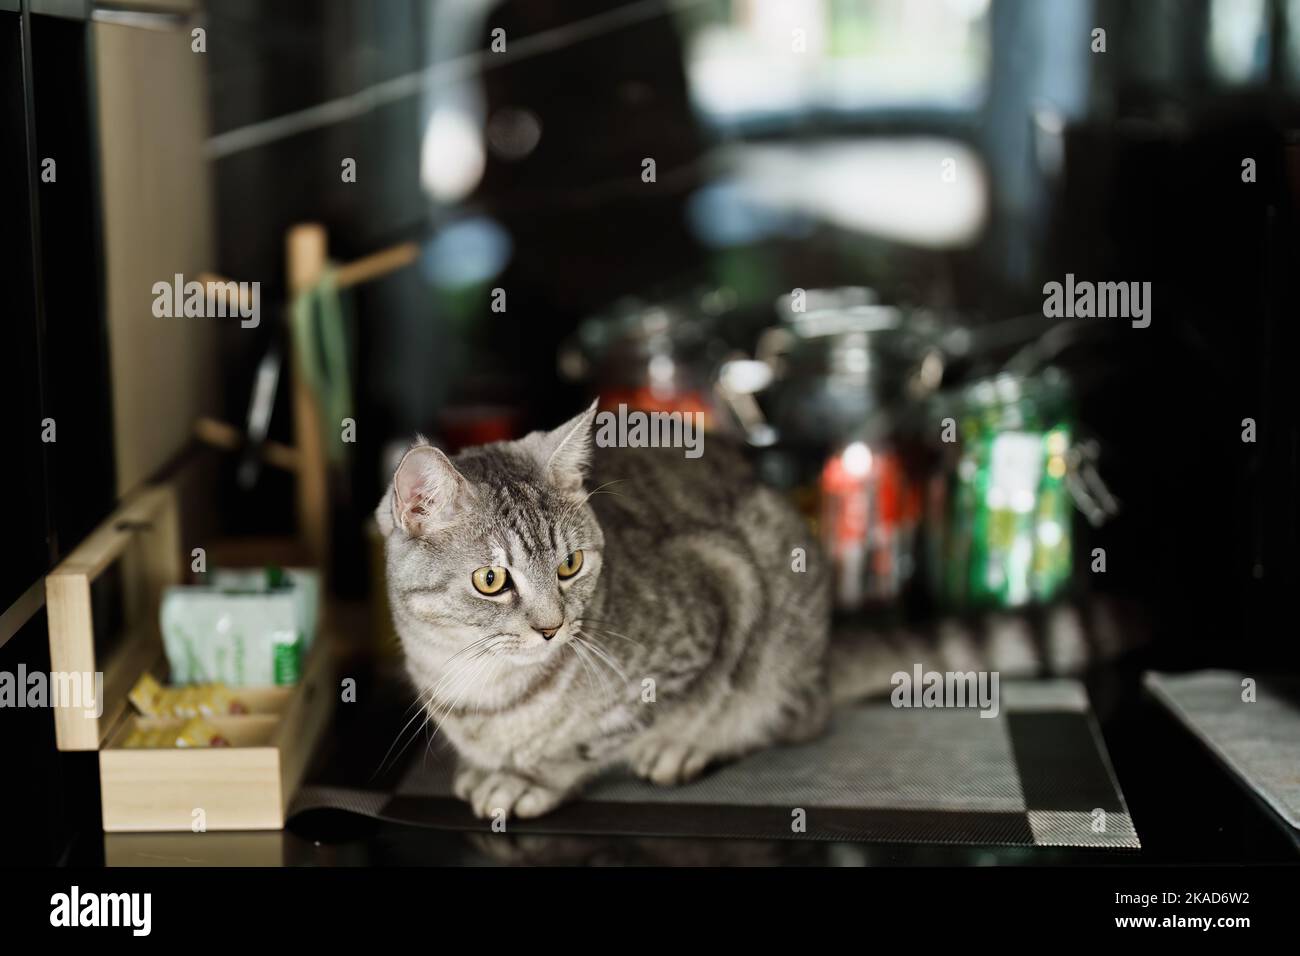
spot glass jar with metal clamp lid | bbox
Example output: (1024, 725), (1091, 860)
(751, 288), (942, 611)
(923, 367), (1091, 610)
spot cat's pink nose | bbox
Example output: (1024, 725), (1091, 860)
(534, 623), (562, 640)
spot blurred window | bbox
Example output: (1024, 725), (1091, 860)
(1288, 0), (1300, 85)
(676, 0), (991, 123)
(1209, 0), (1270, 84)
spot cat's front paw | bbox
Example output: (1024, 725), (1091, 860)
(629, 741), (713, 786)
(453, 763), (489, 801)
(467, 770), (565, 820)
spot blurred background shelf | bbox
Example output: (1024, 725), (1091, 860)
(2, 0), (1298, 864)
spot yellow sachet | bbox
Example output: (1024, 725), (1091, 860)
(128, 675), (245, 718)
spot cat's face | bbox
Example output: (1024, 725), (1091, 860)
(378, 404), (605, 669)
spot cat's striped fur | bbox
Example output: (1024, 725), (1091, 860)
(379, 405), (1143, 819)
(378, 404), (829, 818)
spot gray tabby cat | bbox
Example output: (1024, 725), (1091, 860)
(378, 403), (830, 819)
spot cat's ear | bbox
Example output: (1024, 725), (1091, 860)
(383, 442), (472, 537)
(535, 400), (598, 494)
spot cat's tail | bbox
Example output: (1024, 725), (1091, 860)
(828, 595), (1148, 707)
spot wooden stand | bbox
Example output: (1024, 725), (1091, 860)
(197, 227), (419, 572)
(44, 483), (334, 831)
(41, 225), (418, 831)
(46, 485), (180, 751)
(285, 223), (331, 570)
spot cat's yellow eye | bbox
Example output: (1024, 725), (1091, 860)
(557, 550), (584, 580)
(472, 566), (510, 595)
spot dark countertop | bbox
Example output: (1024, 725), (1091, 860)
(69, 644), (1300, 867)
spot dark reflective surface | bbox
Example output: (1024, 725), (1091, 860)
(67, 649), (1300, 868)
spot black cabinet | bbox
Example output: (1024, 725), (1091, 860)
(0, 0), (119, 867)
(0, 2), (117, 618)
(0, 5), (54, 614)
(30, 9), (117, 558)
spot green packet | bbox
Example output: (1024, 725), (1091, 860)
(160, 588), (303, 687)
(207, 566), (320, 650)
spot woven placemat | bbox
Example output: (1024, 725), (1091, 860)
(292, 679), (1138, 848)
(1145, 670), (1300, 831)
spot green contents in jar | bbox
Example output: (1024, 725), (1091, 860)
(933, 370), (1075, 610)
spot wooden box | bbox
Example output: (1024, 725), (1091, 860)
(46, 483), (332, 832)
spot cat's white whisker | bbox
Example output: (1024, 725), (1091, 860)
(424, 646), (499, 755)
(567, 640), (601, 699)
(576, 639), (609, 699)
(573, 638), (613, 701)
(434, 634), (497, 672)
(578, 478), (627, 505)
(382, 638), (500, 775)
(428, 640), (495, 700)
(576, 619), (642, 648)
(576, 633), (629, 687)
(472, 654), (505, 717)
(435, 645), (497, 713)
(373, 688), (439, 778)
(425, 655), (493, 760)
